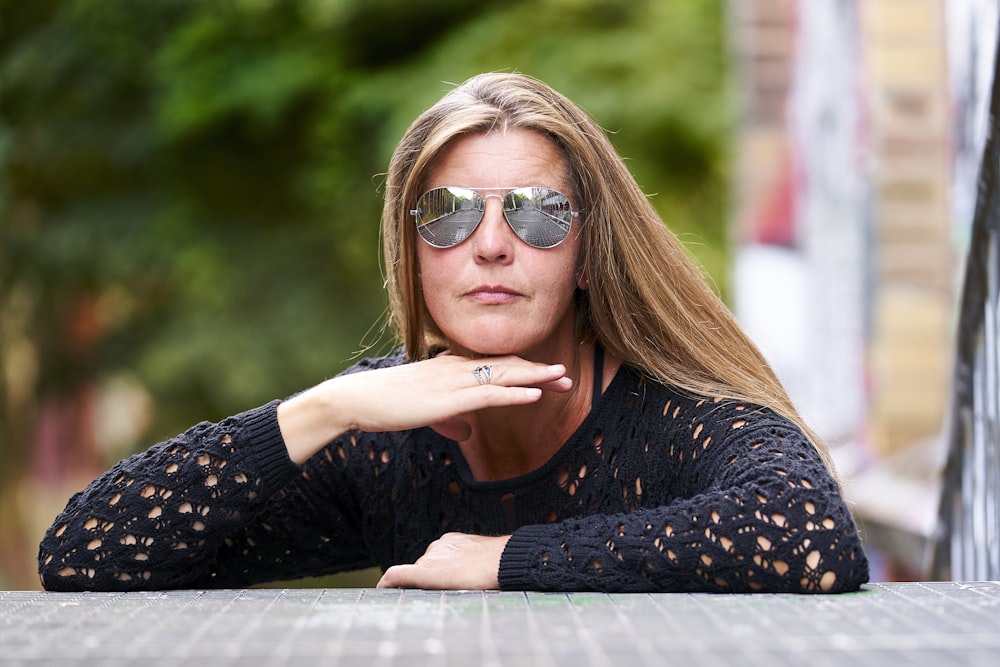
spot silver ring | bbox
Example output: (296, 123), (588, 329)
(473, 365), (493, 385)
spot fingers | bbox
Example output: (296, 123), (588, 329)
(422, 356), (572, 427)
(461, 358), (572, 392)
(536, 376), (574, 392)
(376, 565), (408, 589)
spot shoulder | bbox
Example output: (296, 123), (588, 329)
(614, 367), (809, 447)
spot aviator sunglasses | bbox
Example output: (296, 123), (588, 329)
(411, 186), (581, 249)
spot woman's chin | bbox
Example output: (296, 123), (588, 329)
(445, 333), (522, 358)
(441, 316), (576, 360)
(449, 342), (516, 358)
(447, 334), (561, 361)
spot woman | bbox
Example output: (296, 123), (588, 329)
(39, 73), (869, 593)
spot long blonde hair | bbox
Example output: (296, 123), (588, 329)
(381, 72), (835, 475)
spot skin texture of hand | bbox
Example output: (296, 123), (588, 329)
(277, 354), (572, 464)
(376, 533), (511, 590)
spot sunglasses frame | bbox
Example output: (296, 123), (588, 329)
(410, 186), (581, 249)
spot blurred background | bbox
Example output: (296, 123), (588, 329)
(0, 0), (992, 589)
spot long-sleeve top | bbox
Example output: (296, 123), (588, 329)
(38, 351), (869, 593)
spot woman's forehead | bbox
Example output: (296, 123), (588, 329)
(424, 129), (570, 190)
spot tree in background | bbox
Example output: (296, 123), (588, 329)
(0, 0), (728, 588)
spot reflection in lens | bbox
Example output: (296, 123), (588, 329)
(416, 187), (485, 248)
(504, 188), (574, 248)
(419, 209), (482, 247)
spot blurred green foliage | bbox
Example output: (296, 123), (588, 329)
(1, 0), (730, 466)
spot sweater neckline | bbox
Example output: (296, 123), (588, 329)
(445, 362), (634, 492)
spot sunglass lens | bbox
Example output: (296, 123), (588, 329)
(415, 187), (483, 248)
(504, 188), (574, 248)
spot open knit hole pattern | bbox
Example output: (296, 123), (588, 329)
(39, 421), (258, 589)
(521, 391), (862, 593)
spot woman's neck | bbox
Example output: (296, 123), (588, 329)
(459, 341), (617, 481)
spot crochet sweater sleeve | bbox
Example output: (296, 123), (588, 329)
(38, 400), (372, 591)
(37, 352), (406, 592)
(497, 395), (869, 594)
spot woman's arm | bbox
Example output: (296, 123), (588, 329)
(497, 413), (869, 593)
(38, 402), (311, 590)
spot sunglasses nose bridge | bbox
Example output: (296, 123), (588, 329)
(470, 193), (516, 247)
(479, 192), (505, 207)
(478, 193), (508, 221)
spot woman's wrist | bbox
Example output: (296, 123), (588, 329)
(276, 379), (351, 464)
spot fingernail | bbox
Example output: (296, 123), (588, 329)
(548, 364), (566, 373)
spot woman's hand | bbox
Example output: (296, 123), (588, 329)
(376, 533), (511, 590)
(277, 354), (572, 463)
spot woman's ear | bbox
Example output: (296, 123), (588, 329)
(576, 271), (589, 290)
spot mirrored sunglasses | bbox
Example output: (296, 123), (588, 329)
(411, 186), (580, 249)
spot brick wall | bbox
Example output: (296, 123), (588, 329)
(862, 0), (955, 454)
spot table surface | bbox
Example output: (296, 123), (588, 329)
(2, 581), (999, 666)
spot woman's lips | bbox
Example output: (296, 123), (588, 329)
(465, 285), (523, 305)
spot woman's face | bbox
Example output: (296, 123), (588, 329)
(416, 128), (583, 361)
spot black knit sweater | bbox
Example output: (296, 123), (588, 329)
(39, 352), (869, 593)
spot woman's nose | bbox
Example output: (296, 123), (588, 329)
(471, 196), (514, 262)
